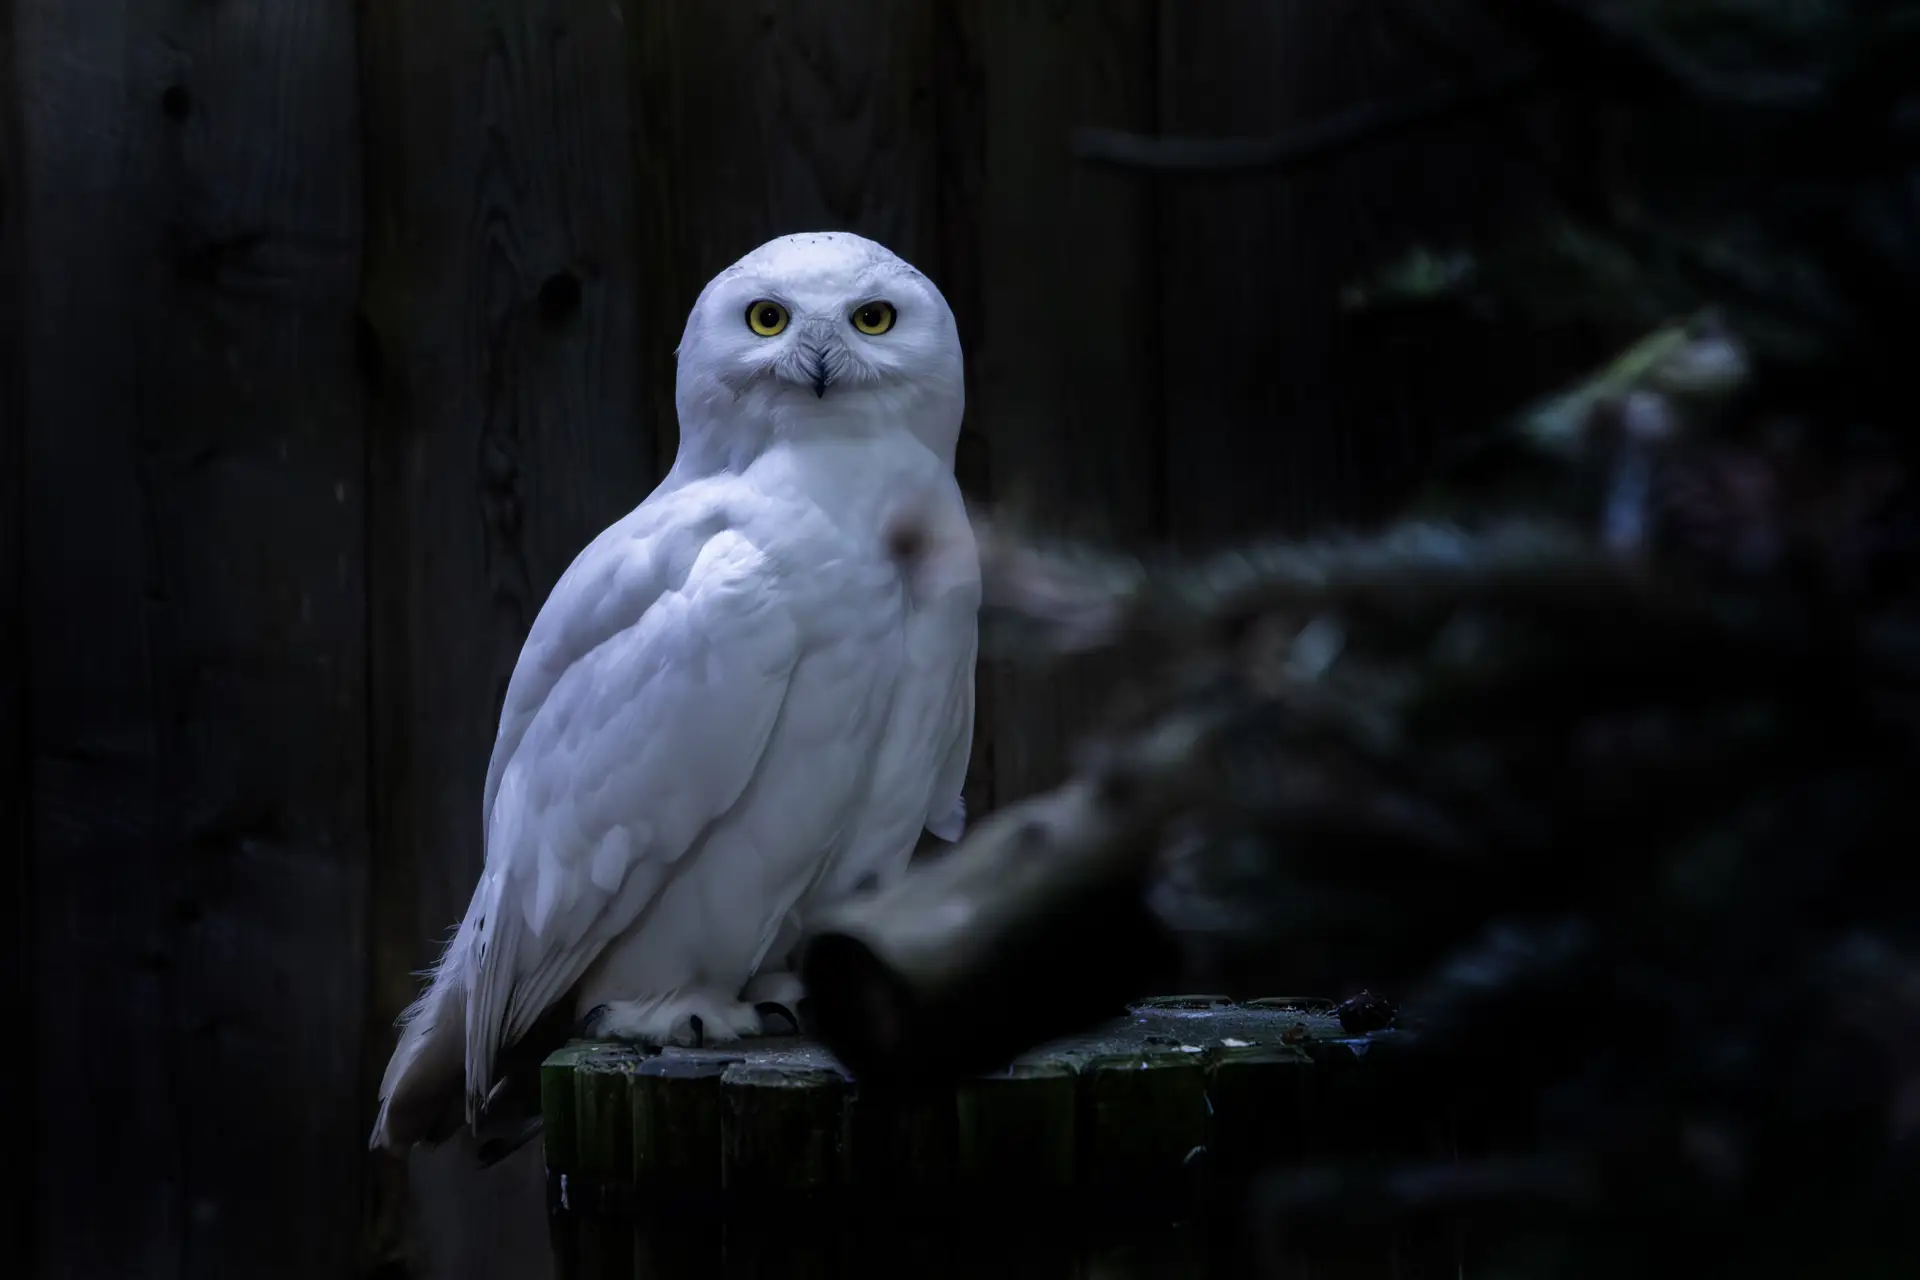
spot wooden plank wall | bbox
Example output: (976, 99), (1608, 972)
(14, 1), (370, 1277)
(1157, 0), (1553, 544)
(3, 2), (1551, 1277)
(0, 0), (29, 1266)
(357, 1), (654, 1272)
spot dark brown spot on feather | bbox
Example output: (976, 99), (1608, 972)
(886, 519), (927, 564)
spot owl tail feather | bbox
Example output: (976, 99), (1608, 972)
(368, 916), (575, 1165)
(369, 954), (470, 1155)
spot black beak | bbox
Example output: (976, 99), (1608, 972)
(806, 347), (830, 398)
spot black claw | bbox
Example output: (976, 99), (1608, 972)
(688, 1013), (705, 1048)
(755, 1001), (801, 1035)
(577, 1004), (611, 1037)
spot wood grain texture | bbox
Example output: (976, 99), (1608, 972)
(945, 0), (1161, 803)
(1155, 0), (1554, 544)
(540, 999), (1371, 1191)
(0, 0), (31, 1265)
(541, 1004), (1443, 1275)
(15, 0), (369, 1275)
(358, 0), (654, 1275)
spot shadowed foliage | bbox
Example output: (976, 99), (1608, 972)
(804, 2), (1920, 1272)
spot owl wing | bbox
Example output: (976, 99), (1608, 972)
(916, 490), (981, 843)
(460, 497), (804, 1115)
(921, 630), (976, 842)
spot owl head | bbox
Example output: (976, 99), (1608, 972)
(671, 232), (965, 477)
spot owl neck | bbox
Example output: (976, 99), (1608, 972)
(664, 379), (960, 489)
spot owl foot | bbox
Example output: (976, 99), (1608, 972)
(741, 970), (810, 1035)
(741, 969), (806, 1008)
(579, 991), (768, 1049)
(753, 1002), (802, 1035)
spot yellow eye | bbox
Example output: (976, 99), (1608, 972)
(851, 300), (896, 336)
(745, 300), (789, 337)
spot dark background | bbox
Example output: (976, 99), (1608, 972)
(1, 1), (1565, 1276)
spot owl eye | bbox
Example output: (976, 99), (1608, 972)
(745, 300), (789, 337)
(851, 300), (896, 336)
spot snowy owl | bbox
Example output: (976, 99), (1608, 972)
(371, 232), (979, 1156)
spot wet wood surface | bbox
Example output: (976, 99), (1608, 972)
(541, 998), (1451, 1279)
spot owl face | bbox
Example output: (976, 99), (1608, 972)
(674, 233), (965, 469)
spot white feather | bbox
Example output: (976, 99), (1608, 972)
(372, 231), (979, 1142)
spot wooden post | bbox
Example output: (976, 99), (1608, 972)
(542, 997), (1417, 1276)
(1208, 1043), (1315, 1175)
(1080, 1046), (1212, 1189)
(635, 1054), (735, 1194)
(954, 1059), (1078, 1192)
(721, 1064), (857, 1195)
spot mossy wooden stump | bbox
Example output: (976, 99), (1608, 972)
(543, 997), (1439, 1278)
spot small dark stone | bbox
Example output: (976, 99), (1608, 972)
(161, 84), (192, 121)
(1334, 989), (1397, 1034)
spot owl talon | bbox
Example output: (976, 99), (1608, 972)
(754, 1001), (801, 1035)
(577, 1004), (612, 1037)
(575, 993), (769, 1049)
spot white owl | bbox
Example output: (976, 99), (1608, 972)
(371, 232), (979, 1155)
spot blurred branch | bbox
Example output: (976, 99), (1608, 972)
(1072, 63), (1542, 175)
(1475, 0), (1823, 111)
(1072, 0), (1836, 179)
(799, 710), (1218, 1083)
(816, 2), (1920, 1268)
